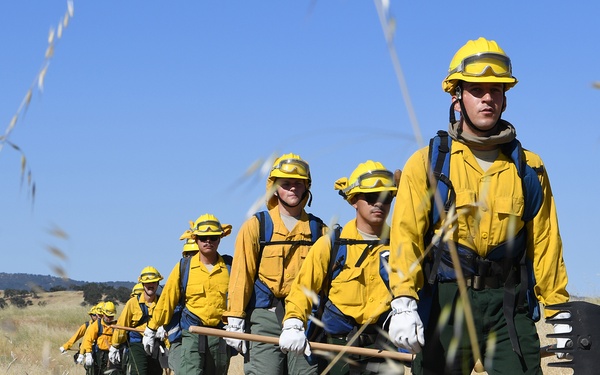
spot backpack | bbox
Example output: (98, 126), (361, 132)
(166, 253), (233, 343)
(420, 130), (544, 357)
(248, 211), (324, 310)
(306, 224), (390, 340)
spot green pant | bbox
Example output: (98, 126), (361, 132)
(412, 282), (542, 375)
(127, 342), (163, 375)
(244, 308), (319, 375)
(168, 340), (182, 373)
(181, 329), (231, 375)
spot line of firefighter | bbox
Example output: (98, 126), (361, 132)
(59, 37), (571, 375)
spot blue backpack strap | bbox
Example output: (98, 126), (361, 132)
(221, 254), (233, 274)
(307, 213), (325, 243)
(306, 224), (343, 341)
(427, 130), (454, 231)
(166, 256), (191, 342)
(501, 138), (543, 221)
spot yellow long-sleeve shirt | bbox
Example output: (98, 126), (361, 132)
(62, 318), (95, 350)
(111, 294), (157, 347)
(284, 220), (392, 326)
(149, 253), (230, 329)
(80, 318), (114, 354)
(224, 206), (327, 319)
(389, 140), (569, 317)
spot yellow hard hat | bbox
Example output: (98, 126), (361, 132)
(88, 305), (96, 315)
(93, 302), (104, 314)
(266, 153), (312, 209)
(102, 301), (117, 317)
(130, 282), (144, 297)
(182, 238), (199, 255)
(442, 37), (518, 94)
(180, 214), (232, 239)
(334, 160), (397, 204)
(138, 266), (163, 284)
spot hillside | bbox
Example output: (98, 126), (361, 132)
(0, 272), (134, 291)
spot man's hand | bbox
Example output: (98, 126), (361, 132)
(388, 297), (425, 354)
(143, 327), (157, 356)
(156, 326), (167, 340)
(552, 312), (573, 359)
(75, 354), (84, 365)
(225, 317), (247, 354)
(59, 346), (66, 354)
(108, 346), (121, 364)
(279, 318), (311, 356)
(84, 353), (93, 367)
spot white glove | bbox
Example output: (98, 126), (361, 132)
(225, 317), (247, 355)
(552, 312), (573, 359)
(388, 297), (425, 354)
(84, 353), (93, 367)
(108, 346), (121, 364)
(76, 354), (84, 365)
(143, 327), (157, 356)
(59, 346), (66, 354)
(156, 326), (167, 340)
(279, 318), (311, 356)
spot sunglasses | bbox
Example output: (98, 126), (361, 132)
(361, 192), (394, 205)
(197, 235), (220, 242)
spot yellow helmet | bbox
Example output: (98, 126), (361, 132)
(182, 238), (199, 255)
(102, 301), (117, 317)
(94, 302), (104, 314)
(266, 153), (312, 210)
(442, 37), (517, 94)
(334, 160), (397, 204)
(88, 305), (97, 315)
(138, 266), (163, 284)
(181, 214), (232, 239)
(130, 282), (144, 297)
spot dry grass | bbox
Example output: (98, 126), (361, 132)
(0, 291), (580, 374)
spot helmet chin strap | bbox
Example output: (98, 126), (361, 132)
(449, 84), (505, 134)
(278, 190), (312, 208)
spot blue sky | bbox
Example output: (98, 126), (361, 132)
(1, 1), (599, 297)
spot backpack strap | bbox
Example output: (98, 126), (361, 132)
(179, 256), (192, 304)
(427, 130), (454, 234)
(253, 210), (324, 276)
(221, 254), (233, 274)
(307, 224), (343, 341)
(501, 138), (543, 221)
(133, 294), (150, 328)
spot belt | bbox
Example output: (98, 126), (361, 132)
(465, 274), (501, 290)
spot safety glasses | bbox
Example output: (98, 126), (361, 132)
(139, 273), (160, 282)
(346, 170), (395, 191)
(361, 192), (394, 205)
(448, 52), (512, 77)
(195, 220), (222, 233)
(197, 235), (220, 242)
(271, 158), (310, 177)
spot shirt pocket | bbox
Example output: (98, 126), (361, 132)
(187, 282), (206, 298)
(454, 189), (477, 240)
(494, 196), (524, 218)
(259, 246), (284, 284)
(330, 267), (364, 307)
